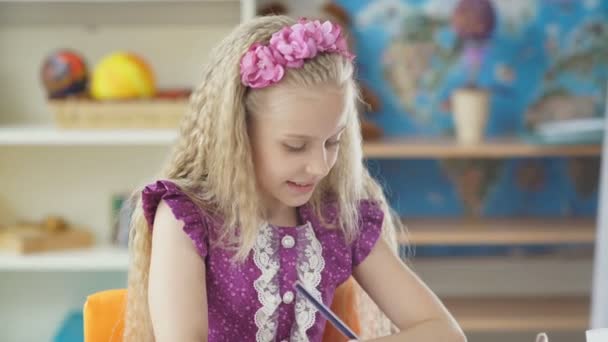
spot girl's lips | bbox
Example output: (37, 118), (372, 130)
(287, 181), (315, 193)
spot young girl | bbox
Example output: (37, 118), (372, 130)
(124, 15), (465, 342)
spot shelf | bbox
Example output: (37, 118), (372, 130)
(1, 127), (603, 158)
(443, 296), (589, 332)
(0, 245), (129, 271)
(409, 255), (593, 297)
(0, 0), (250, 26)
(401, 218), (596, 246)
(0, 126), (176, 146)
(0, 241), (590, 273)
(363, 137), (601, 158)
(0, 0), (235, 2)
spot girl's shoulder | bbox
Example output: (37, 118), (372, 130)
(302, 197), (384, 231)
(351, 199), (385, 267)
(302, 198), (385, 267)
(141, 179), (215, 257)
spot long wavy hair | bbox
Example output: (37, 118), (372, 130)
(124, 15), (405, 341)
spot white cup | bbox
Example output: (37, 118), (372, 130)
(535, 332), (548, 342)
(586, 328), (608, 342)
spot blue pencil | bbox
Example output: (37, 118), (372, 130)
(293, 281), (359, 340)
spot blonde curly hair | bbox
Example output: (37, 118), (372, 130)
(124, 15), (405, 341)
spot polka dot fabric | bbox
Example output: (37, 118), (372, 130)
(352, 203), (384, 267)
(141, 180), (383, 342)
(142, 180), (209, 257)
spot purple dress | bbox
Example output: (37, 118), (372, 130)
(142, 180), (383, 342)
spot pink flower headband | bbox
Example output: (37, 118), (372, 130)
(239, 18), (355, 89)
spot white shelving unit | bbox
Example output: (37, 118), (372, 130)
(0, 125), (177, 146)
(0, 245), (128, 272)
(0, 0), (248, 26)
(0, 2), (255, 342)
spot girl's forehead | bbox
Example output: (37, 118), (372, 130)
(266, 83), (344, 107)
(255, 84), (348, 134)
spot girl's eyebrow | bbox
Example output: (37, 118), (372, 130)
(284, 125), (346, 139)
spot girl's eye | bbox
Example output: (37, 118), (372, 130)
(284, 143), (306, 152)
(325, 139), (341, 148)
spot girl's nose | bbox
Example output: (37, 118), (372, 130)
(306, 149), (329, 177)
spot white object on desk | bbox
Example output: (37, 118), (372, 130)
(591, 84), (608, 328)
(535, 332), (548, 342)
(586, 328), (608, 342)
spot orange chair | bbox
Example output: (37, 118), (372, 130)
(83, 288), (127, 342)
(83, 279), (360, 342)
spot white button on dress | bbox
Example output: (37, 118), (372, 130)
(282, 291), (294, 304)
(281, 235), (295, 249)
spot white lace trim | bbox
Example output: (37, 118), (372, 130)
(253, 223), (281, 342)
(290, 222), (325, 341)
(252, 221), (325, 342)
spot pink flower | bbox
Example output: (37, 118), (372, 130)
(270, 26), (313, 68)
(317, 20), (354, 60)
(297, 20), (323, 53)
(318, 20), (341, 50)
(240, 43), (285, 89)
(335, 36), (355, 60)
(239, 18), (355, 88)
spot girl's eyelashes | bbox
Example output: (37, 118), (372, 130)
(284, 143), (306, 152)
(325, 139), (341, 148)
(283, 139), (340, 153)
(326, 130), (344, 148)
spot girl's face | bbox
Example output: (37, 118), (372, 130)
(248, 83), (347, 213)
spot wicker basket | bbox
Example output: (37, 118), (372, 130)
(49, 97), (189, 129)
